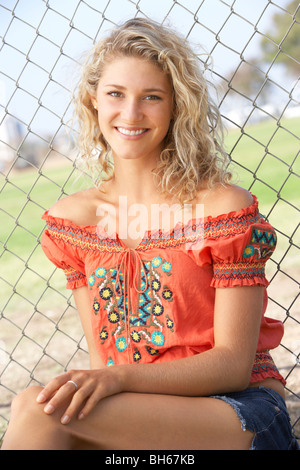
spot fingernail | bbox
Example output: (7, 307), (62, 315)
(61, 415), (70, 425)
(36, 393), (46, 403)
(78, 412), (84, 420)
(44, 404), (54, 414)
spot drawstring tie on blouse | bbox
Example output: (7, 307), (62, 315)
(115, 248), (148, 362)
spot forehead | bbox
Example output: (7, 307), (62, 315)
(98, 55), (171, 88)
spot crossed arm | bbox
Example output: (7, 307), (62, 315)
(36, 283), (264, 425)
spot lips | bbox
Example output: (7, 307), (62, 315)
(116, 127), (149, 136)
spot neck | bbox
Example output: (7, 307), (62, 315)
(112, 157), (159, 204)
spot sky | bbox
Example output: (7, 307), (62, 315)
(0, 0), (296, 143)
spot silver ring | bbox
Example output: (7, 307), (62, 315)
(67, 380), (78, 391)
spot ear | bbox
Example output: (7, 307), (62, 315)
(90, 96), (98, 110)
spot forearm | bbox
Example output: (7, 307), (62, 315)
(117, 346), (252, 398)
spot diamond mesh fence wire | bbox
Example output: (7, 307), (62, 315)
(0, 0), (299, 444)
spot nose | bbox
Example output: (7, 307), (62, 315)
(121, 98), (143, 123)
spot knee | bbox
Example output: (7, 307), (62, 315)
(11, 386), (43, 415)
(4, 386), (72, 450)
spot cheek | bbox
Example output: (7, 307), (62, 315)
(97, 101), (121, 126)
(97, 109), (113, 133)
(151, 104), (172, 126)
(159, 112), (173, 136)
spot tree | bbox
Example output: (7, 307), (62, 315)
(226, 60), (272, 101)
(260, 0), (300, 76)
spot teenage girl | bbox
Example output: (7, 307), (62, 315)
(2, 18), (298, 450)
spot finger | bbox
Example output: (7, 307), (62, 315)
(43, 380), (81, 416)
(36, 373), (70, 404)
(77, 380), (110, 421)
(77, 392), (101, 421)
(60, 386), (92, 425)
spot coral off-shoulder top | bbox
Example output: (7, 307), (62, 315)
(41, 194), (285, 385)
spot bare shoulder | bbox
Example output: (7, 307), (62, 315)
(197, 184), (254, 219)
(48, 187), (104, 225)
(212, 184), (253, 213)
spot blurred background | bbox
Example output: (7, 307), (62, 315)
(0, 0), (299, 444)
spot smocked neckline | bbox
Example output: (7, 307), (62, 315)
(42, 194), (259, 250)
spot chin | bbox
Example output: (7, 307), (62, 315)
(117, 154), (141, 160)
(113, 150), (149, 161)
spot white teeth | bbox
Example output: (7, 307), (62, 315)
(117, 127), (146, 136)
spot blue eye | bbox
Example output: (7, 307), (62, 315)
(145, 95), (161, 101)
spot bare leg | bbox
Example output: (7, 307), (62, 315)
(1, 387), (73, 450)
(2, 386), (254, 450)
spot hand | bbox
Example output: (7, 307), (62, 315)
(36, 368), (123, 425)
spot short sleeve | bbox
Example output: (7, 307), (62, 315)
(208, 200), (277, 288)
(41, 211), (87, 290)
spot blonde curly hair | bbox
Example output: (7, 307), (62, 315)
(73, 18), (231, 203)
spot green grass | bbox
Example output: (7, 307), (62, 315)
(225, 116), (300, 205)
(0, 117), (299, 314)
(0, 164), (90, 253)
(0, 163), (91, 315)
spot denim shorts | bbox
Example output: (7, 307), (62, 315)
(211, 386), (300, 450)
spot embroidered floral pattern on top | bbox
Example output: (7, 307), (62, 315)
(242, 226), (277, 260)
(88, 256), (175, 364)
(41, 195), (286, 385)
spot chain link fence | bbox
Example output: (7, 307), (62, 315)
(0, 0), (299, 445)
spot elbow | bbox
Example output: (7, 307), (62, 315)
(233, 374), (251, 392)
(220, 349), (253, 392)
(230, 363), (253, 392)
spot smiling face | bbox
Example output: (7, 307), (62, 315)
(92, 55), (173, 165)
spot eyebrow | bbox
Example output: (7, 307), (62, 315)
(104, 84), (167, 94)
